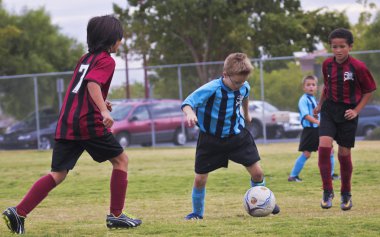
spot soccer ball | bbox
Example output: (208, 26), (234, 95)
(243, 186), (276, 217)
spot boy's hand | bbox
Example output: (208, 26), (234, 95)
(106, 100), (113, 112)
(344, 109), (358, 120)
(186, 113), (198, 127)
(313, 106), (321, 119)
(101, 110), (114, 128)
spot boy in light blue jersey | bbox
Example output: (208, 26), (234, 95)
(181, 53), (279, 220)
(288, 75), (339, 182)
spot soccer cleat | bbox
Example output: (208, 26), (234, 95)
(184, 213), (203, 220)
(340, 192), (353, 211)
(321, 190), (334, 209)
(106, 212), (142, 229)
(332, 174), (341, 181)
(2, 207), (25, 234)
(272, 204), (280, 215)
(288, 176), (302, 182)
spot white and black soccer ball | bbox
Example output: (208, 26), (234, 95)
(243, 186), (276, 217)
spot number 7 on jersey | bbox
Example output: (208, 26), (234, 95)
(72, 64), (90, 93)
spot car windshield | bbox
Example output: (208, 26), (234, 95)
(250, 101), (279, 112)
(111, 104), (134, 121)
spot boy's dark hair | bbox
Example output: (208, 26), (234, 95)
(87, 15), (123, 53)
(328, 28), (353, 45)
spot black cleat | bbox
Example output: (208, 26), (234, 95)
(321, 190), (334, 209)
(2, 207), (25, 234)
(272, 204), (280, 215)
(106, 212), (142, 229)
(340, 192), (353, 211)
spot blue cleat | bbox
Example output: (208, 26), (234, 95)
(185, 213), (203, 220)
(272, 204), (280, 215)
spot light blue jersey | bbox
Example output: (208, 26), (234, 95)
(299, 93), (319, 128)
(182, 77), (250, 138)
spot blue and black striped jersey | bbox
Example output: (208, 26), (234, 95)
(182, 77), (250, 138)
(299, 94), (318, 128)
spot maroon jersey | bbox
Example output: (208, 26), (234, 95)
(55, 51), (115, 140)
(322, 56), (376, 105)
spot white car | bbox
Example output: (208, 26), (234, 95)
(246, 100), (301, 139)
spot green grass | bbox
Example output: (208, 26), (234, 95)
(1, 141), (380, 236)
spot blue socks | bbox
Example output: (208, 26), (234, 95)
(251, 177), (266, 187)
(192, 187), (205, 217)
(330, 153), (335, 176)
(290, 154), (307, 177)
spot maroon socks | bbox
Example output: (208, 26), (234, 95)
(338, 154), (353, 193)
(16, 174), (57, 217)
(110, 169), (128, 217)
(318, 147), (333, 191)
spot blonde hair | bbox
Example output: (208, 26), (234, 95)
(224, 53), (253, 76)
(302, 75), (318, 85)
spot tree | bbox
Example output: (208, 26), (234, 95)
(114, 0), (349, 99)
(0, 3), (84, 119)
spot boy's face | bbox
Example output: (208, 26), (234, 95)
(330, 38), (352, 64)
(303, 79), (317, 95)
(223, 73), (247, 91)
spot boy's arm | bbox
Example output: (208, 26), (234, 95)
(303, 115), (320, 126)
(345, 92), (373, 120)
(182, 105), (198, 127)
(242, 98), (251, 123)
(87, 82), (113, 128)
(314, 85), (326, 116)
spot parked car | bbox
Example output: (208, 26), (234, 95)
(248, 100), (289, 138)
(279, 112), (303, 138)
(356, 105), (380, 136)
(110, 99), (198, 147)
(0, 121), (56, 150)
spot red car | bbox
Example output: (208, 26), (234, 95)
(110, 99), (198, 147)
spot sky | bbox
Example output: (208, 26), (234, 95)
(2, 0), (378, 85)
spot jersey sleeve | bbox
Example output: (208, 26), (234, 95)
(357, 64), (377, 94)
(181, 80), (218, 110)
(85, 56), (115, 87)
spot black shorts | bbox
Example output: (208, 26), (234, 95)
(298, 127), (319, 152)
(51, 133), (124, 172)
(319, 100), (358, 148)
(194, 128), (261, 174)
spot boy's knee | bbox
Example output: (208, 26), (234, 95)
(111, 152), (128, 169)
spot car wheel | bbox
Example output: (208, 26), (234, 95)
(273, 126), (285, 139)
(174, 128), (187, 145)
(39, 136), (52, 150)
(248, 119), (262, 139)
(363, 126), (375, 137)
(116, 132), (130, 148)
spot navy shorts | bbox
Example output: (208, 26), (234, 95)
(51, 133), (124, 172)
(319, 100), (358, 148)
(194, 128), (261, 174)
(298, 127), (319, 152)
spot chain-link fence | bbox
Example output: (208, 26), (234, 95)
(1, 50), (379, 150)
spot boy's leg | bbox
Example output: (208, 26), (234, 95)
(289, 152), (310, 181)
(3, 172), (63, 234)
(318, 136), (334, 208)
(186, 173), (208, 219)
(338, 147), (353, 210)
(109, 153), (128, 217)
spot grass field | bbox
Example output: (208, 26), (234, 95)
(1, 141), (380, 237)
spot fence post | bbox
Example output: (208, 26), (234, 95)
(177, 65), (186, 144)
(33, 76), (41, 150)
(259, 59), (267, 143)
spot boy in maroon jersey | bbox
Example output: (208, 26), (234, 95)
(2, 15), (141, 234)
(314, 28), (376, 211)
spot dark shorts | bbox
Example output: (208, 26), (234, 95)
(194, 128), (261, 174)
(319, 100), (358, 148)
(298, 127), (319, 152)
(51, 133), (124, 172)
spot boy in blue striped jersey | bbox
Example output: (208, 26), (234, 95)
(288, 75), (339, 182)
(181, 53), (279, 220)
